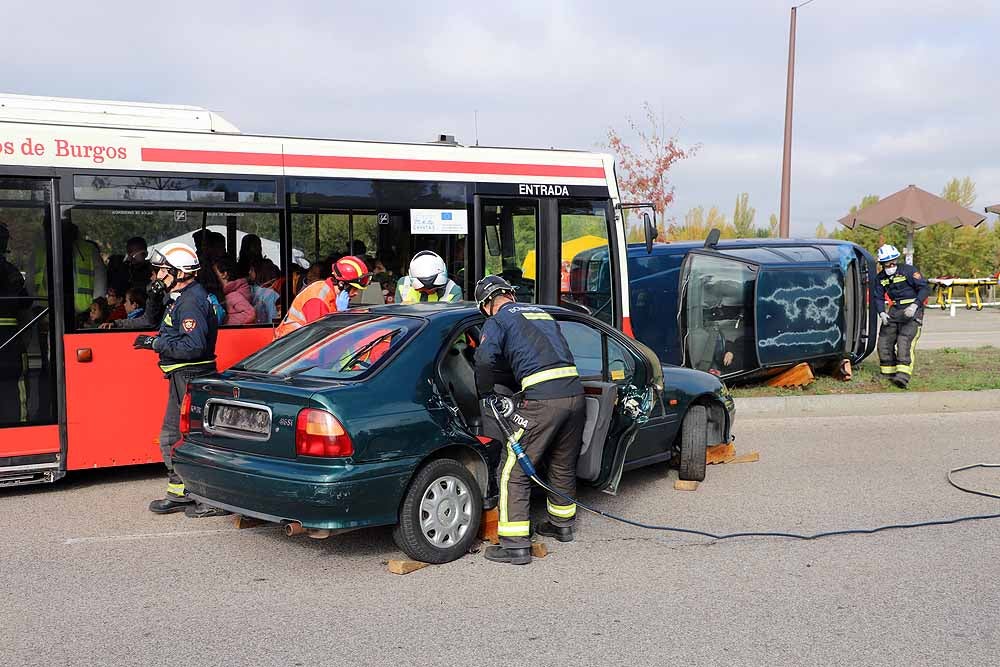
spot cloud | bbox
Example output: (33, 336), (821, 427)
(1, 0), (997, 235)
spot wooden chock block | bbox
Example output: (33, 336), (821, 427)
(706, 442), (736, 465)
(388, 559), (431, 575)
(766, 362), (815, 388)
(233, 515), (268, 529)
(479, 508), (499, 544)
(674, 480), (699, 491)
(729, 451), (760, 464)
(531, 542), (548, 558)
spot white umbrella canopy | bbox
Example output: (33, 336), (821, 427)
(838, 184), (986, 264)
(151, 225), (309, 269)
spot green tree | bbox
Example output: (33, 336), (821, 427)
(768, 213), (779, 238)
(732, 192), (756, 238)
(814, 222), (828, 238)
(941, 177), (976, 209)
(667, 206), (736, 240)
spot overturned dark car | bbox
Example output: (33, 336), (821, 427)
(572, 236), (878, 382)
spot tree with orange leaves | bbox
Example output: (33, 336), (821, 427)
(606, 102), (698, 240)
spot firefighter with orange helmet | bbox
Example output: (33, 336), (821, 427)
(274, 255), (371, 338)
(133, 242), (223, 517)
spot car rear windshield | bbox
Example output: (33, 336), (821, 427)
(234, 313), (421, 381)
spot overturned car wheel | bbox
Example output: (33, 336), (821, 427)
(678, 404), (708, 482)
(393, 458), (483, 564)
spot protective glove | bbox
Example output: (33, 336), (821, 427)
(133, 334), (157, 350)
(903, 303), (918, 319)
(878, 311), (890, 326)
(335, 289), (350, 311)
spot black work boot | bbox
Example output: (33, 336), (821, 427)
(184, 502), (232, 519)
(535, 521), (574, 543)
(148, 495), (193, 514)
(891, 373), (909, 389)
(484, 545), (531, 565)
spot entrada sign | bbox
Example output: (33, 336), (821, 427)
(518, 183), (570, 197)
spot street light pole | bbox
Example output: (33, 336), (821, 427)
(778, 5), (797, 239)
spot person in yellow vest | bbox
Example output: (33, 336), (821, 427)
(32, 223), (106, 315)
(274, 256), (371, 338)
(394, 251), (463, 304)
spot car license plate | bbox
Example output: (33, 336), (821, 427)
(212, 403), (270, 436)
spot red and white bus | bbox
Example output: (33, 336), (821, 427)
(0, 93), (644, 486)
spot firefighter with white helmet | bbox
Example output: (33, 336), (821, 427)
(394, 250), (463, 304)
(873, 243), (929, 388)
(134, 242), (224, 517)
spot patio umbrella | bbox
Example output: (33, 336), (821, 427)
(837, 184), (985, 264)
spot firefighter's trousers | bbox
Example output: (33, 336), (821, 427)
(159, 363), (216, 497)
(497, 394), (586, 549)
(878, 307), (922, 384)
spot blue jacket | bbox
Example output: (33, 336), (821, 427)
(873, 264), (930, 314)
(154, 281), (219, 374)
(474, 303), (584, 400)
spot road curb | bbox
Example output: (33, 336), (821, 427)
(735, 389), (1000, 420)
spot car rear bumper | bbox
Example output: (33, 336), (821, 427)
(173, 440), (418, 530)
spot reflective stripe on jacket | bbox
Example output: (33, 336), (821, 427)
(274, 279), (335, 338)
(395, 276), (463, 304)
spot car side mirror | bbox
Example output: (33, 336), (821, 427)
(644, 212), (657, 254)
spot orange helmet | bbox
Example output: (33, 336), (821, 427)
(332, 255), (372, 290)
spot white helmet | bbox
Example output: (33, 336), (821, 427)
(408, 250), (448, 289)
(149, 242), (200, 274)
(876, 244), (900, 263)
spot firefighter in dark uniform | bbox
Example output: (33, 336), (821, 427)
(0, 223), (31, 425)
(474, 275), (586, 566)
(873, 244), (929, 389)
(134, 242), (226, 518)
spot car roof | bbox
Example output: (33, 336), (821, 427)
(627, 238), (867, 266)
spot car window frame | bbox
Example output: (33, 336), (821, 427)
(551, 310), (652, 388)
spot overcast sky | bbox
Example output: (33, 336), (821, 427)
(4, 0), (998, 234)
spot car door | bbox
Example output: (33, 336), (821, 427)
(556, 315), (657, 494)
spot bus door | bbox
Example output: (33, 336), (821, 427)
(61, 184), (281, 470)
(474, 196), (618, 326)
(0, 178), (60, 486)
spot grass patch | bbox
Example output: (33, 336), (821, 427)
(730, 346), (1000, 397)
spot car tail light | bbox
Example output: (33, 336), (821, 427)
(295, 408), (353, 458)
(179, 390), (192, 435)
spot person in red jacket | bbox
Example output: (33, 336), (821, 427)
(212, 256), (256, 325)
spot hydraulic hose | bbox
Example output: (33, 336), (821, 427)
(487, 400), (1000, 542)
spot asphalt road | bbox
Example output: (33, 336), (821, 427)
(3, 412), (999, 667)
(919, 308), (999, 349)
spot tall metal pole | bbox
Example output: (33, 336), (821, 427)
(778, 6), (797, 239)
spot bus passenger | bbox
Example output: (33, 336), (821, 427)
(394, 251), (463, 304)
(248, 259), (280, 323)
(237, 234), (264, 278)
(274, 256), (371, 338)
(0, 222), (31, 425)
(212, 257), (255, 325)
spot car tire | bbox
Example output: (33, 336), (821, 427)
(678, 404), (708, 482)
(393, 458), (483, 564)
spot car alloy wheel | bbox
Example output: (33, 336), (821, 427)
(393, 458), (483, 564)
(419, 474), (473, 548)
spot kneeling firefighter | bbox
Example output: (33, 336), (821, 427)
(134, 242), (225, 518)
(474, 275), (586, 566)
(874, 244), (929, 389)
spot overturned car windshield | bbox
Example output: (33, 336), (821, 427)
(682, 254), (757, 376)
(235, 314), (420, 380)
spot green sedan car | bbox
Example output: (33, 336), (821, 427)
(173, 303), (734, 563)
